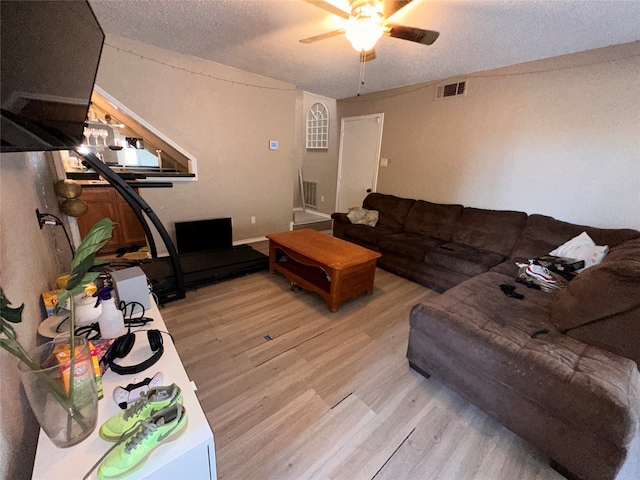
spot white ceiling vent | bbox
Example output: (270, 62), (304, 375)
(435, 80), (467, 100)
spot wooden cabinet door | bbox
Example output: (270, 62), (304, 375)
(115, 196), (147, 247)
(77, 187), (146, 254)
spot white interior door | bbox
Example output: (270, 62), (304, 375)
(336, 113), (384, 213)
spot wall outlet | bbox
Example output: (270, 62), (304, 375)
(251, 216), (256, 224)
(380, 158), (388, 167)
(320, 196), (325, 203)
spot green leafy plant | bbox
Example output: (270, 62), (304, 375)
(1, 217), (114, 440)
(55, 217), (115, 313)
(0, 290), (35, 368)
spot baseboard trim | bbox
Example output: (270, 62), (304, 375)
(234, 236), (267, 246)
(293, 208), (332, 219)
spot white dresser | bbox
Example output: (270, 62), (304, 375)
(32, 298), (216, 480)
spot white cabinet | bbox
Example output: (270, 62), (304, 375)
(32, 299), (216, 480)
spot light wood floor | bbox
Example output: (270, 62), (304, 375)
(160, 248), (564, 480)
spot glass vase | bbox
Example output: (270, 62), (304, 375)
(18, 336), (98, 448)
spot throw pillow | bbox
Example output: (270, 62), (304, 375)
(549, 231), (609, 271)
(347, 207), (379, 227)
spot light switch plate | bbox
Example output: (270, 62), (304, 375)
(380, 158), (388, 167)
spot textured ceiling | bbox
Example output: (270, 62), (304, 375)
(88, 0), (640, 99)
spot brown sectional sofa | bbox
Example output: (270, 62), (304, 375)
(332, 193), (640, 480)
(333, 194), (531, 291)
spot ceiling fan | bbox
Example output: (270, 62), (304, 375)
(300, 0), (439, 60)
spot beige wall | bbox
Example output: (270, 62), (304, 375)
(298, 93), (340, 215)
(95, 37), (298, 251)
(338, 42), (640, 230)
(4, 31), (637, 480)
(0, 152), (72, 480)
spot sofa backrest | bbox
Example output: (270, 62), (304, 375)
(452, 208), (528, 256)
(510, 214), (640, 259)
(362, 193), (415, 230)
(550, 237), (640, 366)
(404, 200), (464, 241)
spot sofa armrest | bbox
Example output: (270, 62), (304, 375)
(331, 212), (349, 239)
(331, 212), (349, 223)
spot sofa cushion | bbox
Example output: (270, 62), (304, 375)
(403, 200), (464, 241)
(409, 271), (640, 448)
(424, 243), (506, 277)
(362, 193), (415, 230)
(378, 233), (444, 261)
(452, 208), (527, 256)
(342, 224), (400, 246)
(410, 271), (556, 347)
(550, 238), (640, 332)
(565, 308), (640, 369)
(604, 237), (640, 263)
(489, 260), (520, 277)
(510, 214), (640, 260)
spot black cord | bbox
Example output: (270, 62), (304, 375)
(40, 213), (75, 258)
(74, 301), (151, 341)
(60, 223), (75, 259)
(119, 301), (154, 328)
(75, 323), (101, 341)
(55, 315), (71, 333)
(120, 301), (145, 318)
(56, 314), (101, 340)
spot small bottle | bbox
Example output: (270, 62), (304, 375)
(87, 105), (97, 122)
(95, 287), (126, 339)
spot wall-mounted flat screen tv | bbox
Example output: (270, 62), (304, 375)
(1, 1), (104, 152)
(175, 218), (233, 254)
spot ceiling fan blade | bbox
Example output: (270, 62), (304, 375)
(364, 49), (376, 62)
(384, 24), (439, 45)
(383, 0), (414, 20)
(299, 29), (346, 44)
(303, 0), (350, 20)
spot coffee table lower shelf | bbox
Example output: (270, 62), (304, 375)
(268, 243), (378, 312)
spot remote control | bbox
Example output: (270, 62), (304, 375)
(112, 372), (163, 409)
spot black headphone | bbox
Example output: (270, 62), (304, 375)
(105, 329), (164, 375)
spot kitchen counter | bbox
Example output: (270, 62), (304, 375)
(67, 170), (195, 188)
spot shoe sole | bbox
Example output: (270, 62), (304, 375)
(99, 430), (122, 442)
(526, 266), (557, 283)
(99, 393), (183, 442)
(97, 415), (188, 480)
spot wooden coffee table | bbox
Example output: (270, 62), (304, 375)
(266, 229), (382, 312)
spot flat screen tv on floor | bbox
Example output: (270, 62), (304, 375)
(175, 218), (233, 254)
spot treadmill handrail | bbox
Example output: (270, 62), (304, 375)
(80, 152), (185, 301)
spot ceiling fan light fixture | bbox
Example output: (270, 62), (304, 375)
(345, 2), (383, 52)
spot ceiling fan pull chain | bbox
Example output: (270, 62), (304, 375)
(357, 50), (366, 96)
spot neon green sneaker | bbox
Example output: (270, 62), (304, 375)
(99, 384), (182, 441)
(97, 404), (188, 480)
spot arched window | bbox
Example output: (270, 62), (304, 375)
(306, 102), (329, 149)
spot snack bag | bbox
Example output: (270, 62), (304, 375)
(53, 343), (97, 407)
(88, 341), (104, 399)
